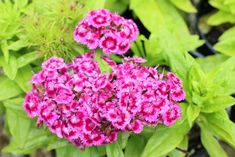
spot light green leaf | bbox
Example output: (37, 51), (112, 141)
(17, 51), (41, 68)
(47, 137), (69, 150)
(1, 40), (9, 62)
(105, 0), (129, 14)
(202, 95), (235, 113)
(214, 37), (235, 56)
(0, 54), (18, 80)
(3, 98), (50, 154)
(125, 135), (146, 157)
(208, 11), (235, 25)
(168, 136), (188, 157)
(14, 65), (33, 92)
(56, 145), (85, 157)
(130, 0), (202, 81)
(95, 50), (112, 73)
(141, 121), (190, 157)
(83, 0), (106, 13)
(219, 26), (235, 41)
(170, 0), (197, 13)
(106, 142), (124, 157)
(208, 56), (235, 95)
(131, 35), (147, 58)
(187, 104), (200, 126)
(200, 124), (228, 157)
(201, 112), (235, 147)
(7, 39), (28, 51)
(0, 76), (22, 101)
(117, 132), (130, 149)
(196, 54), (228, 73)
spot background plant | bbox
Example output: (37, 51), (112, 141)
(0, 0), (235, 157)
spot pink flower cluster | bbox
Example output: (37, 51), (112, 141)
(24, 53), (185, 149)
(74, 9), (138, 55)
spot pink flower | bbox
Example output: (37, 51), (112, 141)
(42, 57), (66, 71)
(130, 120), (143, 134)
(99, 33), (119, 54)
(74, 9), (139, 55)
(162, 104), (182, 126)
(24, 54), (185, 149)
(23, 93), (40, 118)
(89, 9), (111, 27)
(54, 84), (74, 104)
(117, 41), (130, 54)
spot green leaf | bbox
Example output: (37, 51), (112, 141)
(214, 37), (235, 56)
(3, 98), (50, 154)
(170, 0), (197, 13)
(208, 11), (235, 25)
(0, 76), (22, 101)
(17, 51), (41, 68)
(0, 54), (18, 80)
(200, 124), (228, 157)
(196, 54), (228, 73)
(106, 142), (124, 157)
(208, 56), (235, 95)
(105, 0), (129, 14)
(187, 104), (200, 126)
(47, 135), (69, 150)
(125, 135), (146, 157)
(201, 112), (235, 147)
(117, 132), (130, 149)
(141, 121), (190, 157)
(14, 65), (33, 92)
(7, 39), (28, 51)
(168, 136), (188, 157)
(95, 50), (112, 73)
(83, 0), (106, 13)
(56, 145), (85, 157)
(218, 26), (235, 41)
(131, 35), (147, 58)
(130, 0), (202, 81)
(201, 95), (235, 113)
(14, 0), (28, 9)
(1, 40), (9, 62)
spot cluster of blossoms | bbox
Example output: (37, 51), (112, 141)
(74, 9), (138, 55)
(24, 53), (185, 149)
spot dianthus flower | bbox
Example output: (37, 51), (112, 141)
(74, 9), (138, 55)
(24, 53), (185, 149)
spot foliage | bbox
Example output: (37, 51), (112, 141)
(208, 0), (235, 57)
(0, 0), (235, 157)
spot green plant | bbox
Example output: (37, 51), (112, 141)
(0, 0), (235, 157)
(208, 0), (235, 56)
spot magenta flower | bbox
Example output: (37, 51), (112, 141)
(24, 53), (185, 149)
(74, 9), (139, 55)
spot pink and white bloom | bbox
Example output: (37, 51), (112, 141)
(24, 53), (185, 149)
